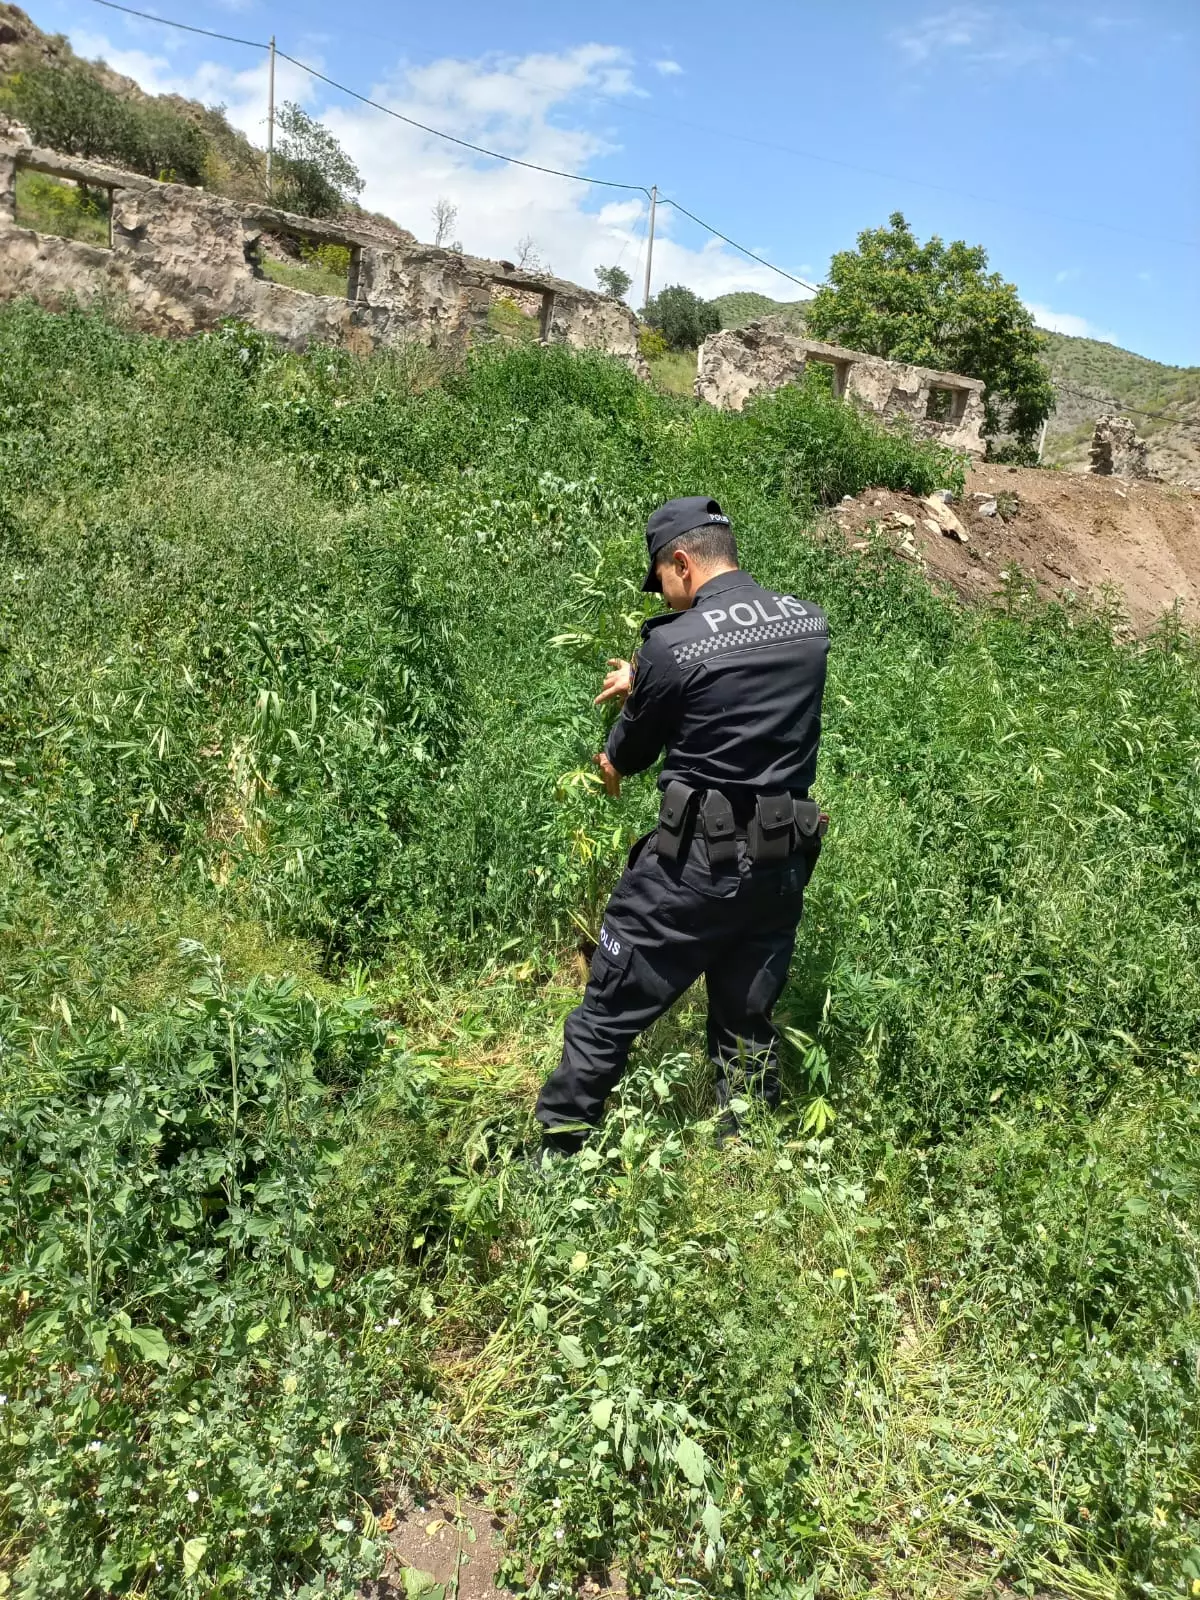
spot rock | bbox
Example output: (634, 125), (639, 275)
(930, 488), (955, 504)
(1090, 415), (1149, 478)
(888, 511), (916, 529)
(976, 497), (998, 517)
(922, 518), (943, 537)
(920, 495), (969, 542)
(841, 494), (855, 503)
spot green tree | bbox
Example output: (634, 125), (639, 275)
(805, 211), (1053, 448)
(595, 263), (632, 299)
(643, 283), (721, 351)
(0, 62), (206, 184)
(273, 102), (363, 218)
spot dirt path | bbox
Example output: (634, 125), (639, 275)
(834, 464), (1200, 633)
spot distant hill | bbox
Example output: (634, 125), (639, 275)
(710, 291), (811, 334)
(1038, 331), (1200, 485)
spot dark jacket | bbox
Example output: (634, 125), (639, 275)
(605, 569), (829, 813)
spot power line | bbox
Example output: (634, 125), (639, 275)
(86, 0), (267, 50)
(274, 51), (650, 197)
(1053, 382), (1200, 428)
(658, 195), (820, 295)
(80, 0), (813, 291)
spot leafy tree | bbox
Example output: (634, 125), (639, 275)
(273, 101), (363, 218)
(643, 283), (721, 351)
(0, 62), (206, 184)
(595, 263), (632, 300)
(805, 211), (1053, 447)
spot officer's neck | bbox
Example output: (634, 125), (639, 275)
(684, 563), (740, 605)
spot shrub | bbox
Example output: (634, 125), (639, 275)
(0, 62), (207, 183)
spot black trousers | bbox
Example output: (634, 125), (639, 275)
(536, 828), (817, 1133)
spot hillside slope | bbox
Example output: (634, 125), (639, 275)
(0, 2), (415, 242)
(1038, 329), (1200, 484)
(2, 303), (1198, 1599)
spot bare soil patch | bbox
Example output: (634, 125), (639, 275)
(361, 1497), (504, 1600)
(832, 464), (1200, 633)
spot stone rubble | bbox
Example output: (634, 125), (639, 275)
(1089, 415), (1151, 479)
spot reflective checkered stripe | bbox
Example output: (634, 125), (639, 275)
(672, 613), (828, 665)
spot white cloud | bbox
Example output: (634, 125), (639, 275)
(65, 27), (811, 303)
(893, 7), (1085, 71)
(1025, 302), (1118, 343)
(1054, 267), (1081, 284)
(653, 59), (684, 76)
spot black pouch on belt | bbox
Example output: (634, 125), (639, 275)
(699, 788), (738, 867)
(656, 780), (697, 863)
(793, 797), (828, 856)
(747, 792), (795, 864)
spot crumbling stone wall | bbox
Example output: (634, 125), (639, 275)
(0, 132), (646, 372)
(1089, 415), (1150, 478)
(695, 321), (987, 455)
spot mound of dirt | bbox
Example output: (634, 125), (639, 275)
(833, 464), (1200, 633)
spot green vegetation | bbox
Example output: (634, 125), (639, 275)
(0, 61), (206, 184)
(272, 101), (364, 220)
(711, 290), (811, 334)
(644, 283), (722, 351)
(13, 165), (111, 245)
(595, 264), (633, 300)
(1, 302), (1198, 1600)
(806, 212), (1054, 450)
(1039, 331), (1200, 472)
(487, 294), (543, 343)
(259, 241), (353, 299)
(646, 345), (697, 395)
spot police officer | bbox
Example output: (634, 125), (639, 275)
(535, 495), (829, 1153)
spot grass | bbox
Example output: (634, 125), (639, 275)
(13, 166), (111, 246)
(488, 294), (543, 344)
(0, 302), (1197, 1600)
(259, 241), (351, 299)
(647, 346), (698, 395)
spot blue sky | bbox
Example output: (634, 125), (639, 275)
(33, 0), (1200, 364)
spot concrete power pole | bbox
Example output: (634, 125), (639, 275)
(265, 36), (276, 200)
(642, 185), (657, 309)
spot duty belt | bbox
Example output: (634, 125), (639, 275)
(655, 780), (826, 867)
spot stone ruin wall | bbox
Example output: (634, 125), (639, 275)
(1089, 415), (1151, 479)
(0, 130), (647, 373)
(695, 322), (987, 455)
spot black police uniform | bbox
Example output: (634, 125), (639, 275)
(535, 496), (829, 1143)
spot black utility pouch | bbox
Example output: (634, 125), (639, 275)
(699, 789), (738, 867)
(656, 780), (697, 864)
(748, 792), (795, 864)
(793, 798), (827, 861)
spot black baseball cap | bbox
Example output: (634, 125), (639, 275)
(641, 496), (732, 592)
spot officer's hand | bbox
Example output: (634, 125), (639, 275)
(595, 751), (622, 797)
(594, 659), (633, 706)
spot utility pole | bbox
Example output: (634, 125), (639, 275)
(265, 35), (276, 200)
(1036, 411), (1049, 464)
(642, 185), (657, 309)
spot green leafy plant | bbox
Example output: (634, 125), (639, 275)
(805, 211), (1054, 446)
